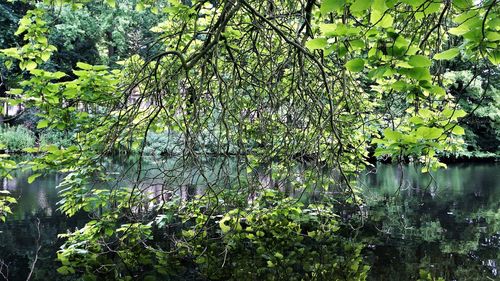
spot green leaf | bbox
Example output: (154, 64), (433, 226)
(428, 85), (446, 97)
(394, 36), (409, 49)
(451, 125), (465, 135)
(320, 24), (336, 36)
(448, 25), (470, 36)
(305, 38), (328, 50)
(351, 0), (372, 12)
(424, 2), (441, 14)
(419, 108), (433, 118)
(37, 119), (49, 129)
(453, 109), (467, 118)
(320, 23), (360, 36)
(219, 216), (231, 233)
(76, 62), (93, 70)
(377, 14), (394, 28)
(383, 128), (402, 141)
(345, 58), (365, 72)
(57, 266), (73, 275)
(321, 0), (345, 14)
(391, 80), (408, 91)
(370, 0), (391, 27)
(399, 67), (431, 81)
(105, 228), (114, 236)
(433, 48), (460, 60)
(486, 31), (500, 42)
(8, 88), (23, 95)
(488, 50), (500, 65)
(53, 72), (67, 79)
(106, 0), (116, 7)
(416, 127), (444, 139)
(409, 55), (432, 67)
(36, 36), (48, 45)
(28, 173), (42, 184)
(453, 10), (479, 24)
(40, 52), (51, 62)
(92, 65), (109, 71)
(63, 88), (78, 98)
(372, 0), (387, 10)
(349, 39), (365, 50)
(374, 147), (394, 156)
(452, 0), (472, 10)
(274, 252), (284, 259)
(1, 48), (20, 59)
(25, 61), (37, 71)
(136, 3), (145, 11)
(409, 116), (424, 124)
(4, 60), (13, 69)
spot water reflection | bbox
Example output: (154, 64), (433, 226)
(359, 163), (500, 280)
(0, 162), (498, 280)
(0, 171), (87, 281)
(1, 171), (61, 220)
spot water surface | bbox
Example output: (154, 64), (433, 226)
(0, 163), (498, 280)
(359, 163), (500, 280)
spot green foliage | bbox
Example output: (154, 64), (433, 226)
(433, 48), (460, 61)
(345, 58), (365, 72)
(417, 269), (445, 281)
(0, 2), (26, 49)
(174, 191), (369, 280)
(0, 0), (499, 279)
(443, 70), (500, 154)
(0, 189), (16, 222)
(0, 125), (35, 151)
(0, 143), (16, 222)
(44, 2), (163, 71)
(143, 131), (182, 155)
(39, 129), (73, 148)
(0, 4), (36, 100)
(0, 8), (57, 71)
(56, 191), (369, 281)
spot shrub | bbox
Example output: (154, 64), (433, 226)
(0, 125), (35, 151)
(39, 129), (73, 148)
(144, 131), (183, 156)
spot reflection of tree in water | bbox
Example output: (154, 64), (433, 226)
(359, 164), (500, 280)
(1, 161), (498, 280)
(0, 213), (87, 281)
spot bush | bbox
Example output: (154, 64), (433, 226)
(39, 129), (73, 148)
(0, 125), (35, 151)
(144, 131), (183, 156)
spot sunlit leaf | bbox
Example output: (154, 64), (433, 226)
(305, 38), (328, 50)
(321, 0), (345, 14)
(351, 0), (372, 12)
(433, 48), (460, 60)
(345, 58), (365, 72)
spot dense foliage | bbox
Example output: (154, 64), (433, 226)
(56, 190), (369, 280)
(0, 0), (498, 280)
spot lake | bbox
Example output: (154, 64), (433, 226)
(0, 163), (498, 280)
(359, 163), (500, 280)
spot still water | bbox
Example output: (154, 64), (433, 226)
(359, 163), (500, 280)
(0, 163), (498, 280)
